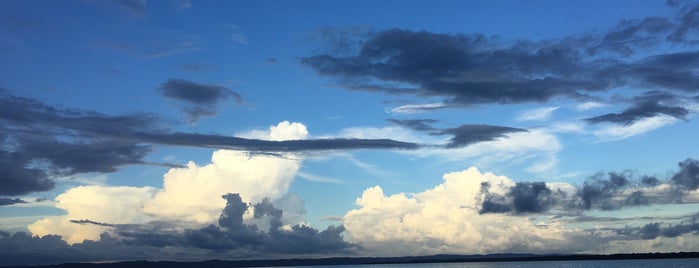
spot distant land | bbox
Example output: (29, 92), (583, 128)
(6, 252), (699, 268)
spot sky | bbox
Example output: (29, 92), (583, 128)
(1, 0), (699, 265)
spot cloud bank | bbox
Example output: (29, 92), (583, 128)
(0, 92), (419, 197)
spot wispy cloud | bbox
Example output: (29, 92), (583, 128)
(297, 172), (345, 184)
(516, 107), (559, 122)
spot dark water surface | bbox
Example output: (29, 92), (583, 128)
(269, 258), (699, 268)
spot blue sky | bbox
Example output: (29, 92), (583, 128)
(2, 0), (699, 265)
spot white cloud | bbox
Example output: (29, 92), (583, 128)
(387, 102), (447, 115)
(416, 128), (562, 174)
(327, 124), (562, 175)
(516, 107), (559, 122)
(142, 150), (302, 224)
(238, 120), (308, 141)
(591, 114), (678, 141)
(343, 167), (572, 256)
(28, 185), (157, 244)
(576, 102), (607, 111)
(297, 171), (345, 184)
(29, 121), (310, 243)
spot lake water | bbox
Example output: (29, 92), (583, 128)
(270, 258), (699, 268)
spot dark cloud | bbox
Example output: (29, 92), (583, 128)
(302, 28), (599, 105)
(0, 197), (26, 206)
(0, 150), (54, 196)
(671, 158), (699, 190)
(0, 91), (420, 195)
(589, 17), (674, 56)
(641, 175), (660, 186)
(301, 5), (699, 113)
(575, 171), (632, 210)
(635, 220), (699, 240)
(265, 58), (279, 64)
(70, 219), (115, 227)
(386, 119), (438, 131)
(478, 160), (699, 215)
(1, 193), (353, 266)
(157, 79), (243, 122)
(667, 3), (699, 42)
(479, 182), (560, 214)
(180, 194), (352, 254)
(436, 124), (527, 148)
(585, 97), (689, 125)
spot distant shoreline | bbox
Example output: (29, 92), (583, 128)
(8, 252), (699, 268)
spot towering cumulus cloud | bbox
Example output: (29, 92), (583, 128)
(28, 122), (308, 243)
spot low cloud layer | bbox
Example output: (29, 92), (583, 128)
(343, 162), (699, 256)
(2, 193), (351, 266)
(478, 158), (699, 214)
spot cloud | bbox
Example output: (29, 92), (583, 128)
(671, 158), (699, 190)
(0, 149), (55, 196)
(27, 185), (157, 244)
(585, 96), (689, 125)
(3, 193), (352, 266)
(301, 4), (699, 117)
(434, 124), (528, 148)
(0, 197), (26, 206)
(576, 102), (608, 111)
(516, 107), (559, 122)
(157, 79), (243, 122)
(343, 167), (575, 256)
(143, 149), (302, 224)
(477, 158), (699, 214)
(479, 181), (560, 214)
(386, 119), (438, 131)
(387, 102), (448, 114)
(343, 163), (699, 256)
(0, 92), (420, 195)
(590, 114), (679, 141)
(96, 34), (201, 59)
(633, 220), (699, 240)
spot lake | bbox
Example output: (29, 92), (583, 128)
(270, 259), (699, 268)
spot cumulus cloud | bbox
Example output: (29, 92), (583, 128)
(157, 79), (243, 122)
(143, 149), (302, 224)
(4, 193), (351, 266)
(28, 121), (309, 242)
(343, 162), (699, 256)
(343, 167), (573, 256)
(28, 185), (157, 244)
